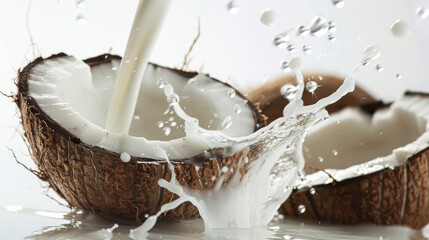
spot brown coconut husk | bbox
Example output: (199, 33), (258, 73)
(247, 75), (429, 229)
(247, 74), (376, 124)
(16, 53), (266, 222)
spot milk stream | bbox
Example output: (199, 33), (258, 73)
(105, 0), (172, 134)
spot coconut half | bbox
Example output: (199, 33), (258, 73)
(16, 53), (265, 221)
(248, 76), (429, 229)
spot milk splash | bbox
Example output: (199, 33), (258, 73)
(101, 0), (355, 236)
(130, 70), (355, 237)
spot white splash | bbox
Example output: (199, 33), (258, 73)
(130, 70), (355, 237)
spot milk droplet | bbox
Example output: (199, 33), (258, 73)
(133, 115), (141, 120)
(391, 20), (410, 38)
(120, 152), (131, 163)
(289, 57), (303, 71)
(227, 1), (239, 14)
(302, 45), (312, 54)
(297, 170), (306, 182)
(162, 127), (171, 136)
(170, 122), (177, 127)
(362, 45), (381, 65)
(111, 67), (117, 71)
(396, 73), (402, 79)
(306, 81), (318, 93)
(144, 214), (149, 218)
(76, 14), (86, 24)
(234, 104), (242, 114)
(287, 44), (296, 52)
(221, 166), (229, 173)
(331, 0), (345, 8)
(309, 16), (329, 37)
(297, 25), (310, 36)
(318, 156), (324, 162)
(327, 34), (336, 41)
(261, 9), (276, 26)
(318, 75), (324, 81)
(332, 149), (339, 156)
(416, 7), (429, 19)
(273, 32), (290, 48)
(157, 121), (164, 128)
(280, 84), (298, 100)
(76, 0), (85, 8)
(310, 188), (316, 195)
(227, 88), (236, 98)
(221, 116), (233, 130)
(328, 21), (337, 33)
(281, 60), (291, 72)
(376, 64), (384, 72)
(157, 79), (166, 88)
(298, 205), (306, 214)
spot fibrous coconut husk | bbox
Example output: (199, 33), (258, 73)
(16, 53), (266, 222)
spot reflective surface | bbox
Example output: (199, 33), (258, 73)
(1, 207), (428, 240)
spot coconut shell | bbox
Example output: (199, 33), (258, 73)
(280, 145), (429, 229)
(247, 76), (429, 229)
(16, 53), (266, 222)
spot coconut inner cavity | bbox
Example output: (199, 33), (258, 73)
(300, 94), (429, 187)
(27, 56), (255, 159)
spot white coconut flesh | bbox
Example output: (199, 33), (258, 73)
(27, 56), (255, 160)
(299, 94), (429, 188)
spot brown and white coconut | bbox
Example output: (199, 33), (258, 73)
(248, 75), (429, 229)
(16, 53), (266, 222)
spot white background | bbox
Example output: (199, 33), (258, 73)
(0, 0), (429, 238)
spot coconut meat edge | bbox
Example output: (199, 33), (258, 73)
(298, 94), (429, 188)
(27, 56), (255, 160)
